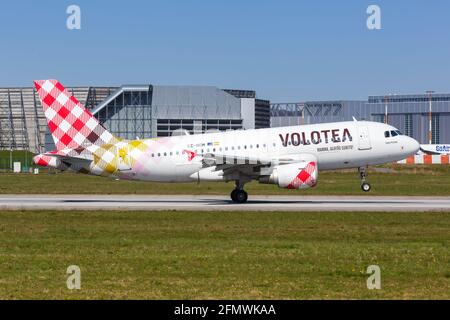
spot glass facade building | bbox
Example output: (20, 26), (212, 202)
(94, 85), (153, 140)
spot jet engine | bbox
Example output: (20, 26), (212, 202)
(260, 160), (318, 190)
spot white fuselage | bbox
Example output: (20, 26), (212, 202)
(115, 120), (419, 183)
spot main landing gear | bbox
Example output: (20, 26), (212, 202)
(231, 180), (249, 203)
(359, 166), (371, 192)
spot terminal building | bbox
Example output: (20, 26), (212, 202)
(271, 94), (450, 144)
(0, 85), (270, 153)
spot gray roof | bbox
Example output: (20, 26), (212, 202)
(91, 84), (243, 120)
(152, 85), (239, 108)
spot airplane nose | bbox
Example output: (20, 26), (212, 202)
(406, 137), (420, 155)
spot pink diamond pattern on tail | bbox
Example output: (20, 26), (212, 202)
(34, 79), (118, 151)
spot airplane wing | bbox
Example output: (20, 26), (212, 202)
(202, 153), (313, 166)
(202, 153), (270, 167)
(192, 152), (319, 191)
(201, 153), (316, 176)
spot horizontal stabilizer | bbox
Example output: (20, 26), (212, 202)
(33, 151), (92, 172)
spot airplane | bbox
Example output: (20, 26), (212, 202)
(419, 144), (450, 155)
(33, 79), (420, 203)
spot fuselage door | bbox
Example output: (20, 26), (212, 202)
(358, 126), (372, 150)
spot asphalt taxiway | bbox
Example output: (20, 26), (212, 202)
(0, 195), (449, 212)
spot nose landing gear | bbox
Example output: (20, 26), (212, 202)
(359, 166), (371, 192)
(361, 182), (371, 192)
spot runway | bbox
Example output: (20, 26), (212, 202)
(0, 195), (449, 212)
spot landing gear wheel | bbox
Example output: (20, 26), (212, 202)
(230, 189), (237, 202)
(231, 189), (248, 203)
(361, 182), (371, 192)
(358, 166), (371, 193)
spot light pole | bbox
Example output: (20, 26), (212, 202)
(9, 141), (12, 172)
(426, 90), (435, 144)
(384, 94), (393, 124)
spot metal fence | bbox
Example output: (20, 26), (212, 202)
(0, 151), (34, 173)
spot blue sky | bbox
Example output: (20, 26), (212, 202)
(1, 0), (450, 101)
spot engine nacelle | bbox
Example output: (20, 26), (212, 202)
(260, 160), (318, 190)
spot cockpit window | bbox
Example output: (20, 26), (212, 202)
(385, 130), (402, 138)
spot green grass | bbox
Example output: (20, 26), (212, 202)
(0, 150), (34, 171)
(1, 164), (450, 196)
(0, 210), (448, 299)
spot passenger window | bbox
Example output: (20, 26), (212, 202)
(384, 131), (390, 138)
